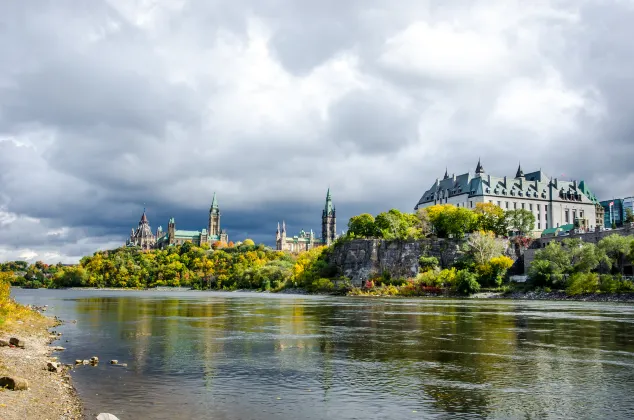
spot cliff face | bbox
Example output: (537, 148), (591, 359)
(329, 239), (466, 285)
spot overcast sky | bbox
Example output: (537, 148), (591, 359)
(2, 0), (634, 263)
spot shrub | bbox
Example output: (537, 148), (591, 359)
(311, 278), (335, 292)
(418, 256), (439, 272)
(477, 255), (514, 287)
(599, 275), (618, 293)
(454, 270), (480, 296)
(566, 273), (599, 296)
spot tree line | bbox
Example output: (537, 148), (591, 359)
(346, 203), (535, 240)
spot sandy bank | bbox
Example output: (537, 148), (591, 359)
(0, 315), (83, 419)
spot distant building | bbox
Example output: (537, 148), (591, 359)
(600, 199), (624, 227)
(156, 193), (228, 248)
(126, 210), (156, 250)
(414, 160), (599, 234)
(126, 193), (228, 250)
(601, 197), (634, 227)
(276, 189), (337, 253)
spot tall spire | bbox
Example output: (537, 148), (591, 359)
(324, 188), (334, 214)
(443, 167), (449, 179)
(276, 222), (280, 234)
(211, 192), (218, 210)
(140, 209), (148, 224)
(475, 158), (484, 175)
(515, 162), (524, 178)
(282, 220), (286, 233)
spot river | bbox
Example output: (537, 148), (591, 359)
(11, 289), (634, 419)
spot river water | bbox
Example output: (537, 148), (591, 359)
(11, 289), (634, 419)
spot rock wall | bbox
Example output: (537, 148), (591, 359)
(329, 239), (465, 286)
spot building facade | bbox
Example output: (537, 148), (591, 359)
(414, 160), (599, 235)
(156, 193), (228, 248)
(276, 189), (337, 253)
(126, 193), (228, 250)
(126, 210), (156, 250)
(600, 199), (624, 228)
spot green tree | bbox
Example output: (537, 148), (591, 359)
(598, 234), (632, 274)
(528, 241), (569, 287)
(466, 231), (506, 266)
(505, 209), (536, 237)
(242, 238), (256, 246)
(473, 202), (507, 236)
(425, 204), (477, 238)
(347, 213), (379, 238)
(625, 208), (634, 223)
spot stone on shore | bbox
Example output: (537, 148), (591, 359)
(75, 359), (83, 364)
(0, 376), (29, 390)
(9, 337), (25, 348)
(109, 359), (118, 364)
(0, 339), (9, 347)
(97, 414), (120, 420)
(90, 356), (99, 363)
(47, 361), (61, 373)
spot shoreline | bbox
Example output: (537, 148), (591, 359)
(0, 310), (84, 419)
(16, 286), (634, 303)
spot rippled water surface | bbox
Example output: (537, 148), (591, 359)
(12, 289), (634, 419)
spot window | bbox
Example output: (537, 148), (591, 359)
(538, 222), (541, 229)
(545, 205), (548, 212)
(537, 204), (541, 211)
(505, 202), (509, 209)
(522, 203), (525, 209)
(580, 210), (584, 218)
(470, 201), (473, 208)
(497, 201), (501, 207)
(565, 209), (570, 223)
(514, 202), (517, 209)
(529, 204), (533, 211)
(573, 210), (577, 221)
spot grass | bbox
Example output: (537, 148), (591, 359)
(1, 274), (50, 334)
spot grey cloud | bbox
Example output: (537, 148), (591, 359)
(1, 0), (634, 262)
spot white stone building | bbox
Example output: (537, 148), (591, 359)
(414, 160), (600, 235)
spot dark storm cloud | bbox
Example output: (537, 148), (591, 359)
(1, 0), (634, 262)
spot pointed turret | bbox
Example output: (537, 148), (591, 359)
(210, 192), (219, 211)
(140, 210), (148, 224)
(475, 158), (484, 176)
(324, 188), (334, 214)
(443, 167), (449, 180)
(276, 222), (280, 234)
(515, 163), (524, 178)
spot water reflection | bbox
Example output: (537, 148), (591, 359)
(12, 290), (634, 419)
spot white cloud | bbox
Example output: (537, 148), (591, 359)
(380, 21), (511, 80)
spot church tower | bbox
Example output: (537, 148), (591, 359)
(321, 188), (336, 246)
(209, 192), (220, 237)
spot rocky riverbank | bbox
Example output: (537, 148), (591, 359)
(0, 311), (83, 419)
(489, 290), (634, 303)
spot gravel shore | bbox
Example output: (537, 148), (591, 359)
(0, 316), (83, 419)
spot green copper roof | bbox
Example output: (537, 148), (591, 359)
(174, 230), (201, 238)
(542, 227), (558, 235)
(559, 224), (575, 232)
(324, 188), (333, 213)
(211, 192), (218, 209)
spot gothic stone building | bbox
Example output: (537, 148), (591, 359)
(414, 160), (600, 235)
(127, 193), (228, 249)
(126, 211), (155, 250)
(276, 189), (337, 253)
